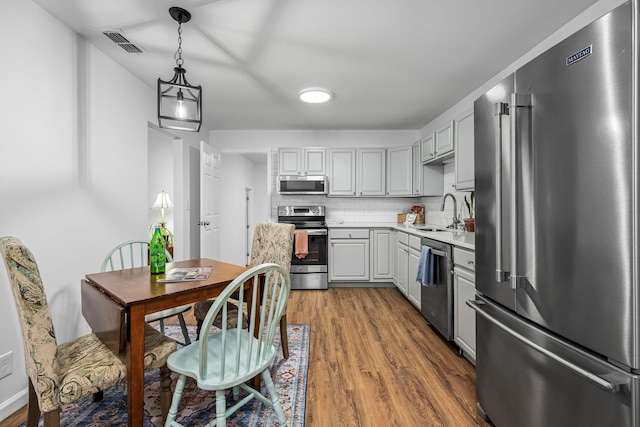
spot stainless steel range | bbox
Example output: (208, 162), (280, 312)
(277, 205), (328, 290)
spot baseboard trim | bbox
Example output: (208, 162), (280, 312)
(329, 282), (394, 288)
(0, 387), (27, 423)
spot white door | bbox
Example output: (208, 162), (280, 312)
(245, 187), (253, 265)
(200, 141), (220, 259)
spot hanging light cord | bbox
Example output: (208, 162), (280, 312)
(174, 20), (184, 67)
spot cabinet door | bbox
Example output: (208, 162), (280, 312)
(358, 148), (386, 196)
(329, 239), (370, 281)
(421, 134), (435, 162)
(407, 247), (421, 309)
(371, 229), (392, 280)
(396, 243), (409, 296)
(387, 146), (413, 196)
(435, 121), (455, 159)
(454, 111), (474, 190)
(454, 266), (476, 363)
(303, 148), (326, 175)
(329, 149), (356, 196)
(412, 142), (422, 196)
(278, 148), (301, 175)
(391, 230), (398, 284)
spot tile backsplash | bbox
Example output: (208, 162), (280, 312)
(269, 151), (473, 227)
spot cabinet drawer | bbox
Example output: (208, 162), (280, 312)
(409, 235), (422, 251)
(397, 231), (409, 246)
(329, 229), (370, 239)
(454, 247), (475, 271)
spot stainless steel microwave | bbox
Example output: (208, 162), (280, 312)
(277, 175), (328, 195)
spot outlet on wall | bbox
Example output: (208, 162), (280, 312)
(0, 351), (13, 379)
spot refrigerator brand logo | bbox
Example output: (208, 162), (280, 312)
(566, 45), (592, 66)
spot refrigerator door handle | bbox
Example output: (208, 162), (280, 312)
(494, 102), (510, 283)
(508, 93), (531, 290)
(467, 299), (621, 393)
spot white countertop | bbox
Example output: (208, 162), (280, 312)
(326, 222), (475, 250)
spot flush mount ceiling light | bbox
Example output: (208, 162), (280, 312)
(157, 7), (202, 132)
(298, 88), (333, 103)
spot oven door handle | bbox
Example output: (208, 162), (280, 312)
(303, 229), (328, 236)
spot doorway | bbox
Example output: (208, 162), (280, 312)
(218, 152), (270, 266)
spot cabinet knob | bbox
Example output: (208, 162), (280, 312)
(467, 260), (474, 265)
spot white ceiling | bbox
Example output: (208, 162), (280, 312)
(34, 0), (600, 131)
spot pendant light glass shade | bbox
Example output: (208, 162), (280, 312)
(157, 7), (202, 132)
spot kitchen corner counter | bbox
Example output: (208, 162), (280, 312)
(326, 222), (475, 250)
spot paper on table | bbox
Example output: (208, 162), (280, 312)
(157, 266), (213, 283)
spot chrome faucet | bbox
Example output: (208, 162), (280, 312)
(440, 193), (461, 229)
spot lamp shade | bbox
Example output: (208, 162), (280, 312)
(152, 191), (174, 210)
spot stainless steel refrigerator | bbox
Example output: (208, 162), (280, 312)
(471, 1), (640, 425)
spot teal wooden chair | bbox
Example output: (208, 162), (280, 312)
(0, 237), (128, 427)
(165, 263), (291, 427)
(101, 240), (192, 345)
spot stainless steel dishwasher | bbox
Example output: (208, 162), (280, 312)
(419, 237), (454, 341)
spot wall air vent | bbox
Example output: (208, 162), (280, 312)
(103, 31), (144, 54)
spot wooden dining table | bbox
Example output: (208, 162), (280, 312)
(81, 258), (248, 427)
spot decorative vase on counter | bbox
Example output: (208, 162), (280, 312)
(463, 218), (475, 232)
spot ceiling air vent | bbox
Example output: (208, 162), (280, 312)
(103, 31), (144, 54)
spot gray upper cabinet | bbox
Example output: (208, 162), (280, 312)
(357, 148), (386, 196)
(328, 148), (357, 196)
(423, 121), (455, 164)
(387, 146), (413, 196)
(278, 147), (326, 176)
(412, 142), (422, 196)
(329, 148), (386, 197)
(435, 121), (455, 160)
(303, 148), (326, 175)
(420, 133), (435, 163)
(454, 110), (474, 190)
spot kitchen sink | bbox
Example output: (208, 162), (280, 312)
(411, 225), (450, 232)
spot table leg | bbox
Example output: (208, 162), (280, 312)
(128, 304), (146, 426)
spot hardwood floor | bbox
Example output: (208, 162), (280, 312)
(2, 287), (490, 427)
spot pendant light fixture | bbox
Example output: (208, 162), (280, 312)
(157, 7), (202, 132)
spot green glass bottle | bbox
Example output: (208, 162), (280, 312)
(150, 226), (166, 274)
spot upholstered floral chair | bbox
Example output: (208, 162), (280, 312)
(193, 222), (295, 358)
(0, 236), (127, 426)
(0, 237), (177, 426)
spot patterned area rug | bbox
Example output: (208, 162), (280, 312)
(22, 324), (309, 426)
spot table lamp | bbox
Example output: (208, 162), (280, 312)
(152, 190), (174, 247)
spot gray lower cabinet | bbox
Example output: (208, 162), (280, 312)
(453, 246), (476, 364)
(395, 232), (409, 296)
(329, 229), (370, 281)
(371, 229), (392, 280)
(395, 231), (421, 309)
(407, 235), (422, 309)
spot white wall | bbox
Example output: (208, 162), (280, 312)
(0, 0), (211, 420)
(148, 126), (175, 238)
(210, 129), (420, 150)
(419, 0), (627, 138)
